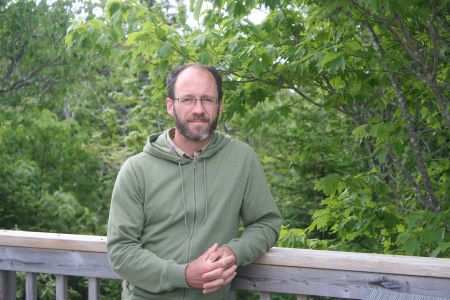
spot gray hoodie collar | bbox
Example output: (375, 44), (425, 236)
(143, 128), (231, 164)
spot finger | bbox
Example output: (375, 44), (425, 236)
(206, 250), (220, 263)
(202, 273), (236, 294)
(221, 264), (237, 278)
(202, 277), (225, 290)
(202, 269), (236, 290)
(202, 267), (224, 280)
(202, 263), (236, 281)
(223, 271), (237, 284)
(214, 255), (236, 268)
(207, 245), (229, 263)
(202, 243), (219, 259)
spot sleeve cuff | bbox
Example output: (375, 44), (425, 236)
(224, 241), (243, 266)
(167, 262), (189, 288)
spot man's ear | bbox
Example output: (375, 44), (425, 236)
(166, 97), (174, 117)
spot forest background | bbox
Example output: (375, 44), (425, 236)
(1, 0), (448, 298)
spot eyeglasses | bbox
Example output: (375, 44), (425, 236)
(172, 96), (218, 106)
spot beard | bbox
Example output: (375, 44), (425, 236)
(173, 105), (220, 141)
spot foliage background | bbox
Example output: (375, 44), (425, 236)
(1, 0), (448, 298)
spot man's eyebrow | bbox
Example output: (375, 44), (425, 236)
(178, 94), (216, 98)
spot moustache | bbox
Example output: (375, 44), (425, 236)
(188, 117), (209, 122)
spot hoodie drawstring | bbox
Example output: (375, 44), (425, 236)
(202, 158), (208, 225)
(177, 160), (189, 234)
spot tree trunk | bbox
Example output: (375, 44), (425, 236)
(362, 20), (441, 212)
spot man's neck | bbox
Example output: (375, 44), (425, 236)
(172, 129), (212, 157)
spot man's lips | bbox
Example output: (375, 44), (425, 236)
(188, 119), (209, 123)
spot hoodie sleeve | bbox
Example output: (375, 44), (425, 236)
(107, 159), (189, 292)
(225, 150), (282, 266)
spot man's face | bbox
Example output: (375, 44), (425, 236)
(167, 67), (222, 141)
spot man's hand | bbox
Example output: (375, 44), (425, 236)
(185, 244), (237, 294)
(202, 245), (237, 294)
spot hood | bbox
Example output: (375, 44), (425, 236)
(143, 129), (231, 163)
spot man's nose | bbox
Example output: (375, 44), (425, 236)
(191, 99), (206, 113)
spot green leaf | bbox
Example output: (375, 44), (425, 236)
(65, 32), (74, 48)
(125, 32), (143, 45)
(370, 122), (390, 142)
(158, 41), (172, 57)
(421, 228), (444, 245)
(194, 0), (203, 20)
(366, 0), (381, 11)
(328, 55), (345, 73)
(349, 80), (362, 95)
(111, 9), (122, 26)
(405, 213), (421, 228)
(310, 211), (330, 231)
(199, 50), (213, 64)
(402, 239), (421, 256)
(96, 34), (110, 47)
(352, 124), (368, 139)
(249, 60), (264, 75)
(375, 147), (389, 163)
(396, 231), (411, 244)
(192, 33), (207, 47)
(317, 52), (342, 70)
(430, 242), (450, 257)
(321, 174), (340, 196)
(106, 0), (121, 19)
(155, 26), (167, 40)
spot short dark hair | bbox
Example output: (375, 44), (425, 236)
(166, 63), (223, 102)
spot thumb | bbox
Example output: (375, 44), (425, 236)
(202, 243), (218, 259)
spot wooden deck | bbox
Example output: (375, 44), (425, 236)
(1, 230), (450, 299)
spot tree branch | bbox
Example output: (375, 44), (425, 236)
(0, 43), (27, 83)
(353, 0), (450, 130)
(0, 58), (59, 94)
(363, 20), (441, 212)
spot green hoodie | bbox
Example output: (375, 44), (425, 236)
(107, 130), (281, 300)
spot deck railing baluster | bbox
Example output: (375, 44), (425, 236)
(227, 289), (237, 300)
(25, 272), (37, 300)
(0, 270), (16, 300)
(88, 277), (100, 300)
(56, 275), (68, 300)
(260, 291), (272, 299)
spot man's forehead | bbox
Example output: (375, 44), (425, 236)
(177, 65), (213, 78)
(174, 66), (217, 92)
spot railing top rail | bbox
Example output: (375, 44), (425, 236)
(0, 230), (106, 253)
(257, 247), (450, 278)
(1, 230), (449, 279)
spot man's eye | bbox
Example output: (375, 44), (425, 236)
(181, 97), (195, 103)
(202, 98), (214, 103)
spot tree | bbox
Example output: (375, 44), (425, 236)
(67, 0), (449, 257)
(0, 0), (70, 101)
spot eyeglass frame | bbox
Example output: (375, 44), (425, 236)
(171, 96), (219, 106)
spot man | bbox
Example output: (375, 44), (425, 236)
(107, 63), (282, 300)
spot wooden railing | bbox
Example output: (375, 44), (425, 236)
(1, 230), (450, 299)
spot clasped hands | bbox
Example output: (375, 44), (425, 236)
(185, 243), (237, 294)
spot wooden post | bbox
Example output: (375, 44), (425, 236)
(26, 272), (38, 300)
(227, 289), (237, 300)
(56, 275), (68, 300)
(0, 270), (16, 300)
(88, 277), (100, 300)
(260, 291), (272, 300)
